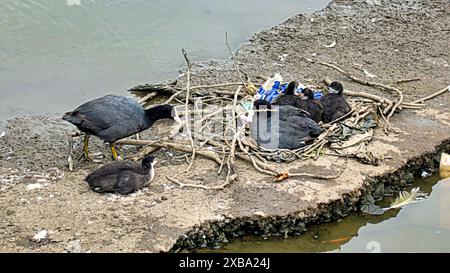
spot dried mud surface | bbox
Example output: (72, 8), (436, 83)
(1, 0), (449, 252)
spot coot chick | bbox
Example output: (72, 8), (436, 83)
(85, 156), (157, 195)
(301, 88), (324, 123)
(272, 81), (304, 108)
(251, 99), (324, 149)
(63, 95), (181, 160)
(320, 81), (351, 123)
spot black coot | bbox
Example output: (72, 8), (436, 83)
(251, 99), (324, 149)
(85, 156), (157, 195)
(301, 88), (324, 123)
(320, 81), (351, 123)
(63, 95), (181, 160)
(272, 81), (304, 108)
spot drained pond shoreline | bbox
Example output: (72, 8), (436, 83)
(1, 0), (450, 252)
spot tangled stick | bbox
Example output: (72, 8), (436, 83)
(225, 32), (256, 94)
(139, 92), (158, 105)
(115, 139), (222, 164)
(394, 78), (421, 84)
(166, 173), (237, 190)
(180, 49), (196, 172)
(412, 85), (450, 104)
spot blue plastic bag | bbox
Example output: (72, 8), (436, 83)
(256, 78), (323, 103)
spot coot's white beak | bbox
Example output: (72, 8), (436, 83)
(151, 158), (158, 167)
(329, 87), (339, 94)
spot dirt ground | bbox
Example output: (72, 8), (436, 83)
(1, 0), (449, 252)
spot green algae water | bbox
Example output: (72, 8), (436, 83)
(0, 0), (330, 120)
(198, 175), (450, 253)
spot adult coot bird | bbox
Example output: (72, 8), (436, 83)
(251, 99), (323, 149)
(272, 81), (304, 108)
(85, 156), (157, 195)
(320, 81), (351, 123)
(63, 95), (181, 160)
(301, 88), (324, 123)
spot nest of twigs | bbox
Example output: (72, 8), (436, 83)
(115, 46), (448, 190)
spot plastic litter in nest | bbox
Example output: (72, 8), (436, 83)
(255, 74), (323, 103)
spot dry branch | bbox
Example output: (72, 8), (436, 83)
(412, 85), (450, 104)
(116, 139), (222, 164)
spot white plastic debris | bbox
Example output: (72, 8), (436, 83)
(26, 183), (44, 191)
(0, 131), (5, 138)
(324, 40), (336, 48)
(363, 69), (378, 78)
(33, 230), (48, 242)
(421, 170), (431, 178)
(163, 183), (175, 190)
(261, 73), (283, 91)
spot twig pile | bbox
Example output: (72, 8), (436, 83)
(114, 47), (449, 190)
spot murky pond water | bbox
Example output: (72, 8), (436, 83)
(0, 0), (330, 120)
(198, 175), (450, 253)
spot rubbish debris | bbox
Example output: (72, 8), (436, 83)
(273, 173), (289, 182)
(324, 40), (337, 48)
(421, 170), (431, 178)
(0, 131), (5, 138)
(440, 152), (450, 178)
(255, 74), (322, 103)
(363, 69), (378, 78)
(32, 230), (48, 242)
(383, 187), (428, 211)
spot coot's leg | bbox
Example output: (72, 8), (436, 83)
(110, 143), (120, 160)
(83, 134), (93, 161)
